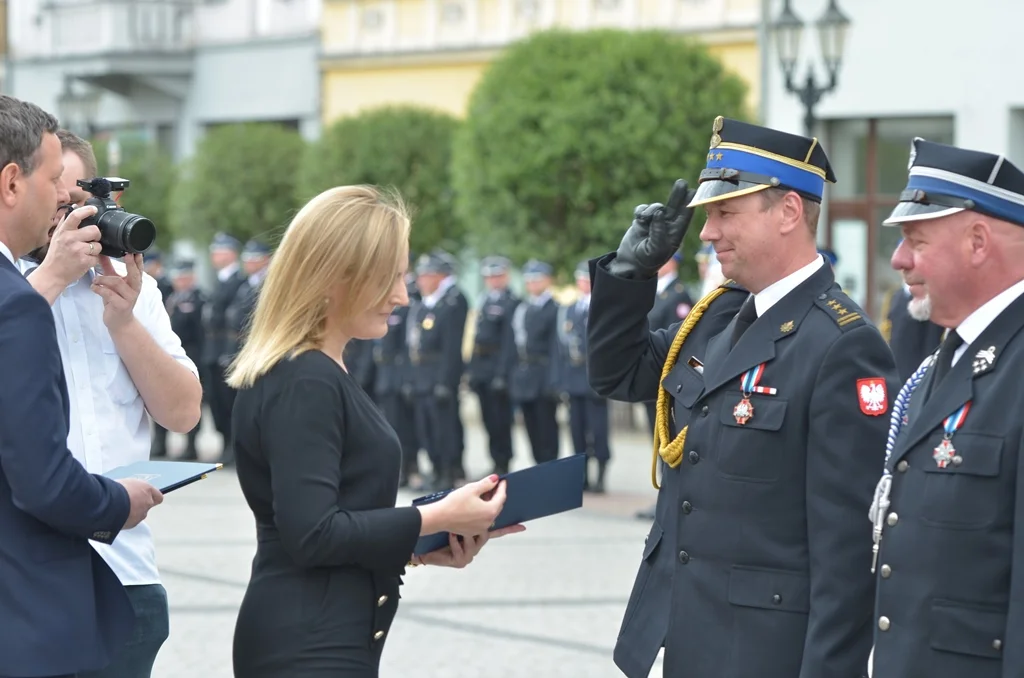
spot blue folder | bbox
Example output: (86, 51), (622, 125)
(411, 454), (587, 555)
(102, 460), (223, 493)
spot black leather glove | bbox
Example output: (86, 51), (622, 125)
(608, 179), (697, 280)
(433, 384), (452, 400)
(491, 377), (507, 392)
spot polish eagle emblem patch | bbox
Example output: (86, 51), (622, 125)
(857, 378), (888, 416)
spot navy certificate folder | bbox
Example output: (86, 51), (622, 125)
(411, 454), (587, 555)
(102, 460), (223, 493)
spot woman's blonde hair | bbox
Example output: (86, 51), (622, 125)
(225, 185), (410, 389)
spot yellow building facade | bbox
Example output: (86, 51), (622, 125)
(320, 0), (762, 124)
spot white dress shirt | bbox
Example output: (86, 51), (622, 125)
(423, 275), (456, 309)
(656, 272), (677, 295)
(752, 255), (825, 317)
(0, 241), (14, 266)
(18, 258), (199, 586)
(950, 278), (1024, 366)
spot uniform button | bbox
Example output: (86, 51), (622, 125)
(993, 639), (1002, 651)
(896, 460), (908, 472)
(772, 594), (782, 605)
(886, 512), (898, 527)
(688, 450), (700, 464)
(681, 501), (692, 514)
(880, 564), (892, 578)
(373, 630), (385, 641)
(878, 616), (890, 631)
(701, 405), (709, 416)
(377, 595), (388, 607)
(678, 550), (690, 564)
(952, 455), (963, 466)
(675, 384), (682, 393)
(818, 293), (828, 300)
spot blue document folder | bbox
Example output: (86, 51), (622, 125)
(411, 454), (587, 555)
(102, 460), (223, 493)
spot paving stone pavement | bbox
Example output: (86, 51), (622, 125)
(148, 401), (666, 678)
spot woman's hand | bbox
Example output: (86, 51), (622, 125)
(418, 474), (509, 537)
(411, 524), (527, 568)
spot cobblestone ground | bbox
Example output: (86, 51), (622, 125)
(149, 401), (665, 678)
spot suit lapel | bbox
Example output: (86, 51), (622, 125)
(702, 264), (832, 396)
(892, 290), (1024, 462)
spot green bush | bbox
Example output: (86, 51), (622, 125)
(94, 138), (177, 250)
(452, 28), (749, 278)
(297, 106), (461, 255)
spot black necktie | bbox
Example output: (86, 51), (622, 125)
(731, 296), (758, 347)
(930, 330), (964, 390)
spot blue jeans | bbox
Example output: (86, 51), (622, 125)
(80, 584), (170, 678)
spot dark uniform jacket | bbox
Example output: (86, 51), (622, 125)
(407, 284), (468, 395)
(345, 339), (376, 394)
(373, 305), (413, 397)
(221, 277), (261, 366)
(168, 287), (205, 365)
(881, 285), (946, 383)
(509, 295), (560, 402)
(203, 266), (247, 366)
(649, 274), (694, 331)
(872, 290), (1024, 678)
(467, 288), (519, 386)
(557, 299), (594, 398)
(587, 253), (899, 678)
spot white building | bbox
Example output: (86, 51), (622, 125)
(761, 0), (1018, 320)
(6, 0), (322, 162)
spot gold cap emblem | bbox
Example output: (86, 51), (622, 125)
(713, 115), (724, 133)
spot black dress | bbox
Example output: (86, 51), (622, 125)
(231, 349), (423, 677)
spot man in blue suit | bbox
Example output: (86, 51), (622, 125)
(0, 96), (163, 678)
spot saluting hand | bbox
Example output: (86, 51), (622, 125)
(609, 179), (697, 280)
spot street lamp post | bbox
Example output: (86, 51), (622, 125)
(770, 0), (851, 137)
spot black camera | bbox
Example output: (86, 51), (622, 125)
(76, 177), (156, 258)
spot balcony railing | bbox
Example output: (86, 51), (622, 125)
(43, 0), (196, 57)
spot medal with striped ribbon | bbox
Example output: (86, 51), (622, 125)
(933, 402), (971, 468)
(733, 363), (777, 425)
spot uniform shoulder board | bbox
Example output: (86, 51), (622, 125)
(718, 278), (747, 293)
(814, 291), (867, 332)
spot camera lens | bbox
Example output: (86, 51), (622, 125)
(98, 210), (156, 255)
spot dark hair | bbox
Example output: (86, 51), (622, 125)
(0, 95), (59, 176)
(56, 129), (98, 177)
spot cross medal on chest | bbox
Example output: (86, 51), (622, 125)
(933, 402), (971, 468)
(733, 363), (776, 424)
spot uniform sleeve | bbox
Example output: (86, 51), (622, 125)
(0, 289), (130, 543)
(801, 323), (899, 678)
(262, 376), (422, 572)
(497, 297), (519, 379)
(139, 274), (199, 378)
(440, 293), (468, 390)
(1005, 431), (1024, 676)
(545, 302), (562, 394)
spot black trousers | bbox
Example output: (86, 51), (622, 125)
(377, 391), (419, 477)
(414, 394), (461, 477)
(519, 397), (559, 464)
(473, 382), (514, 469)
(569, 395), (611, 461)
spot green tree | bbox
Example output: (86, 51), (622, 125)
(297, 106), (461, 255)
(170, 123), (304, 246)
(451, 28), (749, 279)
(94, 138), (177, 250)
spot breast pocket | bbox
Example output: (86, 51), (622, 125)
(921, 432), (1003, 529)
(661, 362), (704, 427)
(100, 335), (140, 405)
(716, 390), (788, 482)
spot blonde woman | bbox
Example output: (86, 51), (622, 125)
(227, 185), (521, 677)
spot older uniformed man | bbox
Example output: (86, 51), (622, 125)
(879, 245), (946, 382)
(587, 118), (898, 678)
(868, 139), (1024, 678)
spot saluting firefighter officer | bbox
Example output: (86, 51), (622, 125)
(407, 250), (469, 491)
(510, 259), (562, 465)
(162, 259), (205, 460)
(586, 117), (899, 678)
(558, 261), (611, 492)
(867, 139), (1024, 678)
(468, 255), (520, 476)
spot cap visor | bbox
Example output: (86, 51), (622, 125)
(687, 181), (771, 208)
(882, 202), (964, 226)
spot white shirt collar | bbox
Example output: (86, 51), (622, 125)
(217, 261), (239, 282)
(423, 275), (456, 309)
(752, 255), (824, 317)
(0, 240), (14, 266)
(951, 278), (1024, 365)
(656, 272), (677, 295)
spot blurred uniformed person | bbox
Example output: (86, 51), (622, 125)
(510, 259), (561, 465)
(587, 118), (898, 678)
(879, 267), (945, 382)
(159, 260), (205, 460)
(148, 247), (178, 458)
(868, 139), (1024, 678)
(407, 250), (468, 490)
(203, 232), (247, 455)
(468, 256), (519, 475)
(372, 275), (422, 489)
(345, 339), (377, 399)
(559, 261), (611, 492)
(643, 251), (694, 433)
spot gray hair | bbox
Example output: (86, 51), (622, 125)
(0, 95), (60, 175)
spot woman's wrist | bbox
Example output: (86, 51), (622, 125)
(416, 501), (449, 536)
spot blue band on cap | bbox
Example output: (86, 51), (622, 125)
(905, 174), (1024, 226)
(708, 148), (826, 199)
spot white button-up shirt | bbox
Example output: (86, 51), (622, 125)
(18, 257), (198, 586)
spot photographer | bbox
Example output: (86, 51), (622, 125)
(20, 129), (202, 678)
